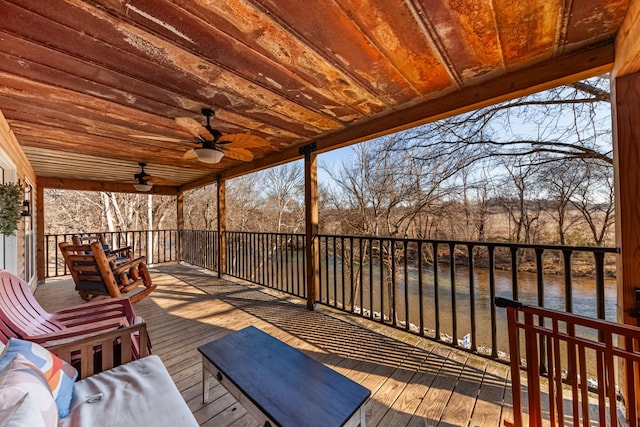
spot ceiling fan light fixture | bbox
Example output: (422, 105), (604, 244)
(194, 147), (224, 164)
(133, 183), (153, 192)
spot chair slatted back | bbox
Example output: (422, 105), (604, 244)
(0, 270), (65, 339)
(59, 242), (122, 298)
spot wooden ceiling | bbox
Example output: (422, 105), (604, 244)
(0, 0), (630, 193)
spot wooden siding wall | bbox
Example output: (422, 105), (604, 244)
(0, 110), (36, 281)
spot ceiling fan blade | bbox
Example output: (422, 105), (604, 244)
(175, 117), (210, 139)
(182, 149), (198, 160)
(218, 133), (268, 148)
(129, 134), (191, 143)
(219, 146), (254, 162)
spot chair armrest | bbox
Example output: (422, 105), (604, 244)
(111, 256), (147, 275)
(46, 323), (150, 379)
(24, 317), (129, 344)
(110, 246), (133, 256)
(53, 297), (137, 324)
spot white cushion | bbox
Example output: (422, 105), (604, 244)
(59, 355), (197, 427)
(0, 354), (58, 427)
(1, 393), (47, 427)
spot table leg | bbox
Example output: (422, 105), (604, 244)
(202, 358), (211, 403)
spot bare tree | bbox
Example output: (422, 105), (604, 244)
(263, 162), (304, 233)
(538, 160), (584, 245)
(226, 172), (265, 231)
(571, 163), (615, 246)
(397, 76), (612, 168)
(494, 158), (543, 244)
(184, 184), (217, 230)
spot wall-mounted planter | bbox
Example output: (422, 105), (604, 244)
(0, 183), (24, 236)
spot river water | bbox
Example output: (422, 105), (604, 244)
(318, 260), (617, 357)
(242, 251), (617, 378)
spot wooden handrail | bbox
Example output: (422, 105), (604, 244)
(497, 298), (639, 427)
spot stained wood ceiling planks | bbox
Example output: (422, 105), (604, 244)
(0, 0), (629, 191)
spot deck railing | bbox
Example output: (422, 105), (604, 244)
(224, 231), (306, 296)
(181, 230), (619, 360)
(181, 229), (219, 272)
(497, 297), (638, 427)
(47, 229), (619, 360)
(45, 229), (178, 278)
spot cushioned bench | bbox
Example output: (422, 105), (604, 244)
(198, 326), (370, 427)
(0, 323), (197, 427)
(59, 355), (197, 427)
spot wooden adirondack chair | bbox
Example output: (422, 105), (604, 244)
(0, 270), (141, 345)
(59, 241), (156, 303)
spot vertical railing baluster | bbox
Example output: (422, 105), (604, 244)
(380, 238), (384, 323)
(246, 232), (249, 280)
(563, 250), (573, 313)
(488, 244), (497, 358)
(433, 242), (440, 340)
(319, 236), (324, 303)
(359, 237), (364, 317)
(54, 235), (59, 277)
(301, 233), (306, 298)
(535, 247), (547, 374)
(418, 241), (424, 336)
(510, 246), (519, 301)
(594, 251), (606, 321)
(333, 236), (338, 308)
(296, 235), (300, 296)
(341, 236), (345, 309)
(269, 233), (274, 288)
(286, 234), (290, 293)
(468, 243), (476, 352)
(391, 239), (397, 327)
(259, 233), (263, 285)
(369, 238), (374, 320)
(349, 237), (354, 312)
(404, 240), (409, 331)
(449, 242), (457, 346)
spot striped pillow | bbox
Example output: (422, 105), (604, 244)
(0, 338), (77, 418)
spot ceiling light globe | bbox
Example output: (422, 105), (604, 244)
(194, 148), (224, 164)
(133, 183), (153, 192)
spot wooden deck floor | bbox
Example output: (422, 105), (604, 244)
(36, 264), (515, 427)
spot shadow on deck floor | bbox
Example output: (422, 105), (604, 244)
(37, 263), (514, 427)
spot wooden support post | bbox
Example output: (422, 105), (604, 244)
(176, 191), (184, 262)
(36, 185), (45, 282)
(217, 176), (226, 277)
(613, 0), (640, 409)
(612, 71), (640, 411)
(301, 143), (319, 310)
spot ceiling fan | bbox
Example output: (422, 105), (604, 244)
(133, 109), (267, 164)
(132, 162), (178, 192)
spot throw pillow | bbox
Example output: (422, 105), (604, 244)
(0, 338), (78, 417)
(0, 354), (57, 426)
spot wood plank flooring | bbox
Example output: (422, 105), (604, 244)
(36, 264), (515, 427)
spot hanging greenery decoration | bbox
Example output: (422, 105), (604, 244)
(0, 183), (24, 236)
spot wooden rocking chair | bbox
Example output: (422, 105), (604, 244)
(71, 233), (135, 266)
(59, 241), (156, 303)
